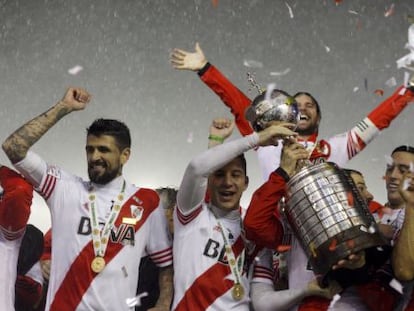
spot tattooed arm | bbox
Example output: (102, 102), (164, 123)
(2, 88), (91, 163)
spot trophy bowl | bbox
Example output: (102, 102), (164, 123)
(245, 89), (299, 131)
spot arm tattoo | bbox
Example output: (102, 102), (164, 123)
(2, 103), (71, 163)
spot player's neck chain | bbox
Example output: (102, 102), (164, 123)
(210, 206), (245, 301)
(88, 179), (126, 273)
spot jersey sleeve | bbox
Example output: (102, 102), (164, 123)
(244, 168), (286, 249)
(0, 166), (33, 238)
(199, 63), (254, 136)
(147, 191), (173, 268)
(327, 86), (414, 166)
(177, 133), (259, 219)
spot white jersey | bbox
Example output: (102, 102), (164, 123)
(172, 203), (250, 311)
(0, 233), (22, 311)
(15, 151), (172, 311)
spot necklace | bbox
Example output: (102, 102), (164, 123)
(210, 207), (245, 301)
(88, 180), (126, 273)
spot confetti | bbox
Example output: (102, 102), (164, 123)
(359, 225), (367, 232)
(212, 0), (219, 7)
(285, 2), (294, 19)
(368, 223), (376, 233)
(265, 83), (277, 101)
(353, 87), (359, 92)
(389, 278), (403, 294)
(385, 77), (397, 87)
(126, 292), (149, 307)
(68, 65), (83, 75)
(384, 3), (395, 18)
(348, 10), (359, 15)
(243, 60), (263, 68)
(335, 0), (343, 6)
(374, 89), (384, 96)
(324, 45), (331, 53)
(187, 132), (193, 143)
(270, 68), (291, 76)
(364, 78), (368, 91)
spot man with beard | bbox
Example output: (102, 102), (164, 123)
(170, 43), (414, 310)
(2, 88), (173, 311)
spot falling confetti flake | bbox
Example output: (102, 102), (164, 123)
(384, 3), (395, 17)
(374, 89), (384, 96)
(187, 132), (193, 143)
(276, 245), (291, 252)
(285, 2), (294, 18)
(353, 87), (359, 92)
(348, 10), (359, 15)
(212, 0), (219, 8)
(328, 239), (337, 251)
(68, 65), (83, 75)
(335, 0), (343, 6)
(385, 77), (397, 87)
(126, 292), (148, 307)
(270, 68), (291, 76)
(243, 60), (263, 68)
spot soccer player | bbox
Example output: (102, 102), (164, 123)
(0, 166), (34, 310)
(172, 118), (296, 310)
(171, 43), (414, 310)
(2, 88), (173, 311)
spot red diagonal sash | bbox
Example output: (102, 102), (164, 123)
(50, 188), (158, 311)
(175, 236), (245, 311)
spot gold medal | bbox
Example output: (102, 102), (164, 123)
(91, 256), (106, 273)
(231, 283), (245, 301)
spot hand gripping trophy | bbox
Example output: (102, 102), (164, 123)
(244, 76), (389, 287)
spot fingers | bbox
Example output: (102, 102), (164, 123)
(73, 88), (91, 103)
(212, 118), (233, 129)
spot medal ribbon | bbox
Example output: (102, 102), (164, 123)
(211, 209), (244, 287)
(89, 180), (126, 258)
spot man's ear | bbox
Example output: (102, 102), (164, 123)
(244, 176), (249, 190)
(120, 148), (131, 165)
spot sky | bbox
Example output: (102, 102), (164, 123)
(0, 0), (413, 232)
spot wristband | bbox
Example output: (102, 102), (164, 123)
(208, 135), (224, 143)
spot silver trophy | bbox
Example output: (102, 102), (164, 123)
(245, 74), (299, 130)
(284, 162), (388, 281)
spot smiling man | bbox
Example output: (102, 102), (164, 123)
(172, 118), (296, 311)
(2, 88), (173, 311)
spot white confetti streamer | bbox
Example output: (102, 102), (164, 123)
(126, 292), (148, 308)
(68, 65), (83, 75)
(285, 2), (294, 19)
(270, 68), (291, 76)
(353, 87), (359, 92)
(243, 59), (263, 68)
(385, 77), (397, 87)
(187, 132), (193, 143)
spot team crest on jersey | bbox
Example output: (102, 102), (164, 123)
(47, 165), (61, 179)
(130, 205), (144, 221)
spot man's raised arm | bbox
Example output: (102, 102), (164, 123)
(170, 43), (254, 136)
(2, 88), (91, 164)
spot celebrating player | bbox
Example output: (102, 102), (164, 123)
(2, 88), (173, 311)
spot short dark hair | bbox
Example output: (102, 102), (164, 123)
(156, 187), (178, 209)
(236, 153), (247, 176)
(293, 91), (321, 119)
(343, 168), (363, 177)
(391, 145), (414, 156)
(87, 119), (131, 151)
